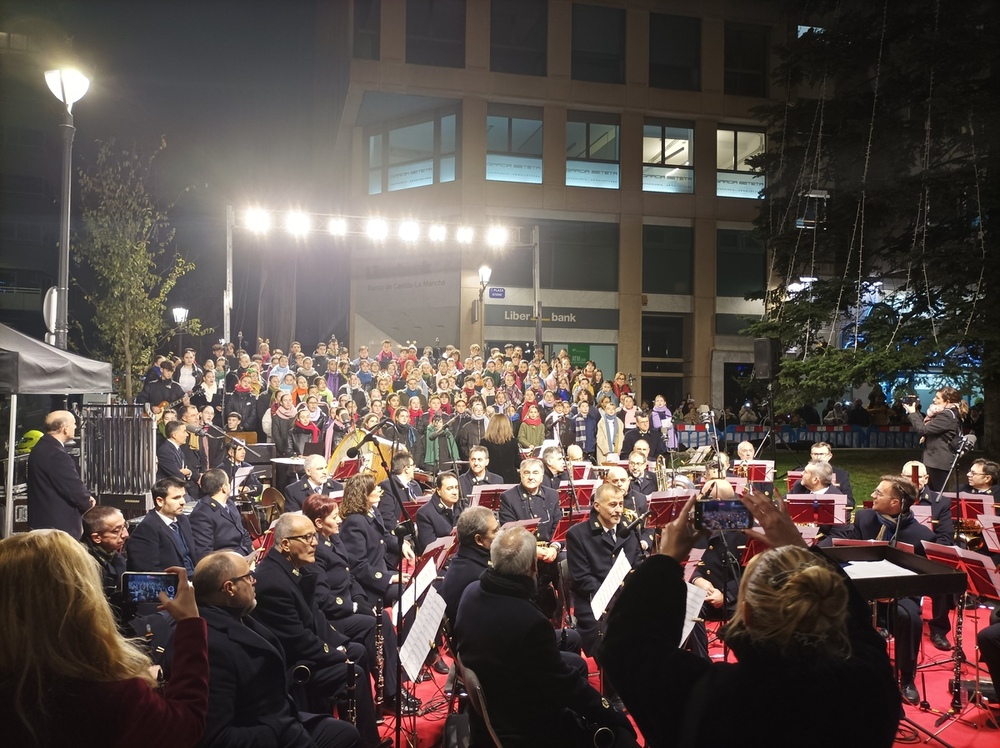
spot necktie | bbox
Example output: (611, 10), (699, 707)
(170, 521), (194, 573)
(608, 529), (617, 544)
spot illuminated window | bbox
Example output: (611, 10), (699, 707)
(486, 105), (543, 184)
(642, 121), (694, 194)
(716, 126), (765, 199)
(566, 113), (619, 190)
(367, 111), (459, 194)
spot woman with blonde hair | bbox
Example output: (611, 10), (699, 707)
(0, 530), (208, 747)
(602, 492), (900, 748)
(480, 413), (521, 483)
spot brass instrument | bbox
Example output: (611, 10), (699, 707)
(621, 507), (638, 524)
(345, 657), (358, 725)
(655, 455), (671, 491)
(374, 600), (385, 708)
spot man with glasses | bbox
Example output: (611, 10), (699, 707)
(959, 458), (1000, 497)
(793, 442), (854, 514)
(252, 513), (388, 748)
(190, 551), (362, 748)
(81, 505), (129, 595)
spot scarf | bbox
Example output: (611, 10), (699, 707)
(293, 419), (320, 443)
(235, 381), (252, 394)
(409, 406), (424, 423)
(274, 403), (298, 420)
(202, 379), (217, 399)
(874, 511), (913, 542)
(650, 405), (672, 429)
(521, 412), (542, 426)
(602, 411), (619, 447)
(292, 386), (309, 403)
(924, 402), (959, 425)
(424, 426), (460, 466)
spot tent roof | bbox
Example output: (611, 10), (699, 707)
(0, 323), (113, 395)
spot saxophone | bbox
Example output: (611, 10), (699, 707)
(374, 600), (385, 708)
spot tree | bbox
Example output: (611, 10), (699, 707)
(76, 138), (202, 401)
(745, 0), (999, 453)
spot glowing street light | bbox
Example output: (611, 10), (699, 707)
(328, 217), (348, 236)
(428, 224), (447, 241)
(456, 226), (475, 244)
(486, 226), (509, 247)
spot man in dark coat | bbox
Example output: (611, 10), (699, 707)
(457, 444), (503, 498)
(157, 420), (200, 498)
(189, 551), (361, 748)
(792, 441), (854, 512)
(81, 505), (129, 595)
(440, 506), (498, 626)
(126, 477), (200, 575)
(540, 445), (569, 492)
(189, 468), (254, 558)
(414, 472), (462, 556)
(376, 451), (419, 569)
(625, 450), (656, 496)
(284, 454), (344, 513)
(620, 412), (666, 459)
(453, 526), (636, 748)
(251, 514), (386, 748)
(26, 410), (94, 536)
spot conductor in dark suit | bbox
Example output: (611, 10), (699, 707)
(457, 444), (503, 498)
(566, 484), (640, 655)
(283, 454), (344, 513)
(821, 475), (935, 705)
(414, 472), (462, 556)
(251, 513), (386, 748)
(190, 551), (361, 748)
(157, 420), (199, 498)
(126, 477), (199, 575)
(26, 410), (94, 536)
(189, 468), (254, 558)
(453, 526), (636, 748)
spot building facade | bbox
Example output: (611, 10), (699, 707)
(323, 0), (784, 408)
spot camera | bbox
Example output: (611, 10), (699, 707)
(901, 394), (920, 406)
(121, 572), (180, 603)
(694, 499), (753, 532)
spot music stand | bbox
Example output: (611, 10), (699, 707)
(785, 470), (804, 494)
(469, 484), (514, 512)
(921, 542), (1000, 734)
(557, 479), (598, 509)
(646, 490), (697, 528)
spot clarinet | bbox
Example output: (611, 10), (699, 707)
(374, 599), (385, 708)
(345, 657), (358, 725)
(949, 593), (965, 712)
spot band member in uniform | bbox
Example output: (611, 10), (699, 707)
(440, 507), (499, 625)
(458, 445), (503, 497)
(498, 459), (562, 580)
(541, 446), (569, 491)
(626, 451), (656, 496)
(415, 472), (462, 556)
(604, 466), (652, 553)
(284, 455), (344, 513)
(189, 469), (255, 558)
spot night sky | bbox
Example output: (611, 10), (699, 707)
(3, 0), (335, 344)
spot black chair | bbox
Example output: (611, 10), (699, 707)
(455, 654), (503, 748)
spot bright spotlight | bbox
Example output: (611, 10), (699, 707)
(366, 218), (389, 241)
(244, 208), (272, 233)
(456, 226), (475, 244)
(428, 224), (447, 241)
(328, 217), (348, 236)
(285, 211), (311, 236)
(398, 221), (420, 241)
(486, 226), (509, 247)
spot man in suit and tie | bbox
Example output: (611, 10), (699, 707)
(157, 420), (199, 498)
(27, 409), (95, 536)
(179, 404), (212, 474)
(126, 476), (199, 575)
(190, 468), (255, 558)
(457, 445), (503, 498)
(284, 455), (344, 513)
(190, 550), (362, 748)
(377, 451), (418, 568)
(626, 450), (657, 496)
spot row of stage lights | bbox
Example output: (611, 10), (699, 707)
(242, 208), (511, 247)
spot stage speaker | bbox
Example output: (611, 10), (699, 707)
(753, 338), (781, 380)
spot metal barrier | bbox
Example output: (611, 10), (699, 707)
(80, 405), (157, 516)
(721, 424), (922, 449)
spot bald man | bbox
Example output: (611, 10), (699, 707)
(27, 409), (95, 536)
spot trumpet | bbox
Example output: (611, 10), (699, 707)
(621, 506), (638, 524)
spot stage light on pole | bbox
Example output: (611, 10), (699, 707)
(456, 226), (475, 244)
(486, 226), (509, 248)
(398, 220), (420, 242)
(244, 208), (272, 233)
(285, 211), (311, 236)
(366, 218), (388, 240)
(428, 224), (447, 242)
(328, 217), (348, 236)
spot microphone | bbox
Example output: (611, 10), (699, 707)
(345, 418), (391, 458)
(698, 406), (714, 425)
(184, 423), (209, 436)
(428, 427), (451, 441)
(618, 510), (651, 537)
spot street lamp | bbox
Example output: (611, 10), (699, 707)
(45, 68), (90, 350)
(478, 265), (492, 353)
(172, 307), (189, 353)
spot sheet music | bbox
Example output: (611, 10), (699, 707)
(681, 583), (708, 647)
(591, 549), (632, 620)
(833, 497), (848, 524)
(399, 586), (446, 683)
(910, 504), (932, 530)
(500, 518), (541, 534)
(391, 558), (438, 622)
(842, 559), (918, 580)
(978, 514), (1000, 552)
(683, 548), (705, 583)
(232, 465), (254, 493)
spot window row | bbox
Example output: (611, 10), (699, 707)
(641, 226), (765, 300)
(354, 2), (770, 97)
(366, 109), (765, 198)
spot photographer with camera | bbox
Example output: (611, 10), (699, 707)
(902, 387), (967, 492)
(601, 490), (900, 748)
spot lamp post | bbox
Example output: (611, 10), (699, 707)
(44, 68), (90, 350)
(478, 265), (492, 353)
(172, 307), (189, 354)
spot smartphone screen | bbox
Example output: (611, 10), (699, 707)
(121, 572), (180, 603)
(695, 499), (753, 532)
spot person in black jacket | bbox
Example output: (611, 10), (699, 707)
(284, 455), (344, 513)
(190, 551), (361, 748)
(251, 514), (387, 748)
(414, 472), (462, 556)
(126, 477), (200, 575)
(602, 491), (900, 748)
(26, 410), (94, 536)
(156, 421), (200, 499)
(904, 387), (967, 492)
(189, 469), (254, 558)
(457, 445), (504, 498)
(81, 505), (129, 597)
(440, 506), (499, 626)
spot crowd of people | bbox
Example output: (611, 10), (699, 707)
(9, 326), (998, 747)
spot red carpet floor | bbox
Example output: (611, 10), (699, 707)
(377, 599), (998, 747)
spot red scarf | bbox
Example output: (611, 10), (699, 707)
(522, 413), (542, 426)
(293, 419), (320, 443)
(409, 406), (424, 422)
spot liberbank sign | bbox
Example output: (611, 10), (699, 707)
(485, 305), (619, 330)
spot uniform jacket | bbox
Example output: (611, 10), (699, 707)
(498, 484), (561, 543)
(282, 477), (343, 514)
(339, 511), (394, 603)
(415, 498), (462, 556)
(189, 496), (254, 557)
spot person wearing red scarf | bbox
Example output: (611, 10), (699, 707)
(288, 408), (320, 456)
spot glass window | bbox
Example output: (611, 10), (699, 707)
(566, 113), (620, 189)
(406, 0), (465, 68)
(491, 0), (547, 76)
(353, 0), (380, 60)
(367, 111), (460, 194)
(641, 314), (685, 359)
(642, 226), (693, 295)
(649, 14), (700, 91)
(487, 105), (543, 184)
(642, 121), (694, 194)
(724, 22), (769, 97)
(571, 3), (625, 84)
(716, 127), (765, 198)
(717, 229), (765, 297)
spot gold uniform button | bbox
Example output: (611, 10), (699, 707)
(336, 597), (344, 605)
(323, 643), (330, 653)
(375, 571), (383, 579)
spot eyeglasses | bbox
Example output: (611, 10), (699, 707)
(967, 470), (985, 476)
(287, 533), (318, 544)
(101, 524), (128, 537)
(810, 452), (830, 458)
(227, 570), (256, 587)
